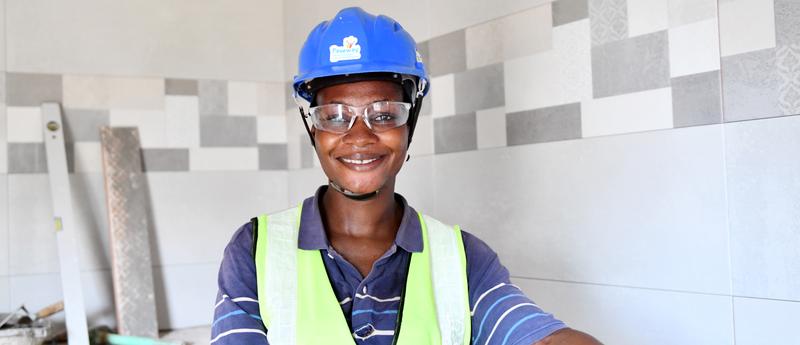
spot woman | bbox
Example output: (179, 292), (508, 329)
(212, 7), (601, 345)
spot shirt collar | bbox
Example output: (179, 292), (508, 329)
(297, 185), (423, 253)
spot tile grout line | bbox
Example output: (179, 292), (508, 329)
(511, 275), (736, 299)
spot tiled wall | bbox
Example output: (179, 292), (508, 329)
(285, 0), (800, 344)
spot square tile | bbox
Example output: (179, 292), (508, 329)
(454, 63), (505, 114)
(668, 0), (717, 27)
(426, 30), (467, 77)
(258, 82), (286, 117)
(671, 71), (722, 127)
(285, 81), (296, 111)
(776, 0), (800, 46)
(434, 113), (477, 154)
(627, 0), (669, 38)
(164, 96), (200, 148)
(228, 81), (259, 116)
(465, 5), (552, 69)
(5, 73), (62, 107)
(7, 106), (43, 143)
(776, 45), (800, 116)
(409, 115), (434, 156)
(505, 19), (593, 113)
(142, 148), (189, 172)
(553, 0), (589, 26)
(199, 116), (256, 147)
(592, 30), (670, 98)
(719, 0), (776, 57)
(109, 109), (167, 148)
(419, 93), (433, 117)
(0, 277), (8, 312)
(589, 0), (628, 45)
(726, 115), (800, 300)
(434, 125), (731, 294)
(62, 75), (165, 110)
(668, 19), (720, 78)
(153, 264), (218, 329)
(72, 142), (102, 173)
(165, 79), (198, 96)
(734, 298), (800, 344)
(258, 144), (288, 170)
(7, 143), (47, 174)
(300, 136), (317, 169)
(507, 103), (581, 145)
(189, 147), (258, 171)
(62, 108), (109, 142)
(721, 48), (781, 122)
(582, 87), (673, 137)
(475, 106), (507, 149)
(257, 115), (288, 144)
(430, 74), (456, 118)
(198, 80), (228, 116)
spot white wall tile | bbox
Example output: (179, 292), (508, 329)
(734, 297), (800, 345)
(109, 109), (166, 148)
(395, 154), (436, 215)
(63, 75), (165, 110)
(505, 19), (592, 113)
(431, 74), (456, 118)
(73, 142), (102, 173)
(408, 115), (434, 157)
(8, 174), (111, 275)
(513, 278), (734, 345)
(287, 167), (327, 206)
(628, 0), (670, 37)
(476, 106), (506, 149)
(286, 108), (306, 170)
(7, 0), (284, 81)
(257, 115), (288, 144)
(0, 277), (8, 312)
(9, 270), (117, 328)
(465, 5), (553, 69)
(719, 0), (776, 57)
(0, 174), (8, 277)
(164, 96), (200, 148)
(581, 87), (673, 137)
(145, 171), (288, 266)
(668, 19), (721, 78)
(153, 264), (218, 329)
(428, 0), (551, 39)
(228, 81), (259, 116)
(1, 105), (7, 173)
(189, 148), (258, 171)
(726, 116), (800, 301)
(7, 106), (42, 143)
(433, 125), (731, 294)
(668, 0), (717, 27)
(258, 83), (286, 117)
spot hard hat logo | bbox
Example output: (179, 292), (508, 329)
(329, 36), (362, 63)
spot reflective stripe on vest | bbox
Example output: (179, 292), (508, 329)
(254, 204), (471, 345)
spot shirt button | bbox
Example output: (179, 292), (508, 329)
(354, 324), (375, 338)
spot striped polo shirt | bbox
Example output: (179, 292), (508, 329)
(211, 186), (566, 344)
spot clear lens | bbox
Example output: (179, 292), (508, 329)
(309, 101), (411, 133)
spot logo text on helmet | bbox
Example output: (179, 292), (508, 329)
(329, 36), (362, 63)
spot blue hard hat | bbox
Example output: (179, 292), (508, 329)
(292, 7), (429, 103)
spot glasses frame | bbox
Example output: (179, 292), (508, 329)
(307, 101), (412, 134)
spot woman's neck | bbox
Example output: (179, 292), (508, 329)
(320, 180), (403, 239)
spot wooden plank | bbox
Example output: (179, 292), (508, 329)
(41, 102), (90, 345)
(100, 127), (159, 337)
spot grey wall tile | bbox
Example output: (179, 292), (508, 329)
(721, 48), (781, 122)
(726, 115), (800, 300)
(285, 80), (296, 110)
(434, 113), (477, 154)
(671, 71), (722, 128)
(589, 0), (628, 46)
(775, 0), (800, 46)
(776, 45), (800, 116)
(198, 80), (227, 116)
(592, 31), (670, 98)
(259, 144), (288, 170)
(416, 40), (431, 70)
(554, 0), (589, 26)
(6, 73), (62, 107)
(165, 79), (198, 96)
(506, 103), (581, 145)
(63, 109), (109, 142)
(199, 116), (256, 147)
(454, 63), (504, 114)
(300, 135), (316, 169)
(419, 93), (432, 117)
(8, 143), (47, 174)
(0, 73), (6, 102)
(427, 30), (467, 77)
(141, 148), (189, 172)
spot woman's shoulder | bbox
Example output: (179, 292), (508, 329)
(223, 220), (256, 260)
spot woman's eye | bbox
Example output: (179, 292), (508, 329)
(373, 113), (396, 122)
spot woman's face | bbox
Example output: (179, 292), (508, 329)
(313, 80), (408, 195)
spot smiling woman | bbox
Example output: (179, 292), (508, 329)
(211, 6), (600, 345)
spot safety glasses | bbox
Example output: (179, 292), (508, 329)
(307, 101), (412, 133)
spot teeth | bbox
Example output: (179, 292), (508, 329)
(341, 157), (378, 165)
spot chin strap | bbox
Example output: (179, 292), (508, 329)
(328, 180), (380, 201)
